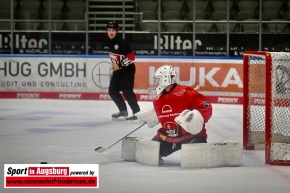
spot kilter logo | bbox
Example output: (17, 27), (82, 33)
(162, 105), (172, 113)
(114, 44), (119, 50)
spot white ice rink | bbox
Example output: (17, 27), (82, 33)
(1, 99), (290, 193)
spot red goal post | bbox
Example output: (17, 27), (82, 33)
(243, 51), (290, 166)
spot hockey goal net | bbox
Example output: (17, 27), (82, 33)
(243, 51), (290, 165)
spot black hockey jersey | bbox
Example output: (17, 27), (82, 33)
(106, 35), (135, 66)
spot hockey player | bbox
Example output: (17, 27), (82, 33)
(136, 65), (212, 158)
(106, 21), (140, 121)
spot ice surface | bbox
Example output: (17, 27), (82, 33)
(0, 99), (290, 193)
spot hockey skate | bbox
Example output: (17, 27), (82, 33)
(159, 157), (164, 165)
(125, 115), (138, 122)
(112, 111), (128, 121)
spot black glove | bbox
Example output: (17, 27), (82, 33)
(118, 58), (133, 68)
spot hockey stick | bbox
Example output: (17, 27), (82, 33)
(95, 122), (146, 153)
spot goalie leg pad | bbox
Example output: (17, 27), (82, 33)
(181, 141), (241, 168)
(122, 138), (160, 166)
(271, 143), (290, 161)
(122, 137), (143, 161)
(135, 140), (160, 166)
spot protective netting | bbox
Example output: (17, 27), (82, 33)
(247, 54), (266, 145)
(247, 52), (290, 146)
(270, 53), (290, 141)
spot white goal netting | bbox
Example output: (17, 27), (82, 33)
(244, 52), (290, 164)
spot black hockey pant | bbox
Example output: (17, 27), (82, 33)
(108, 65), (140, 114)
(152, 135), (207, 157)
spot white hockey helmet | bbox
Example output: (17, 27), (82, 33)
(153, 65), (177, 95)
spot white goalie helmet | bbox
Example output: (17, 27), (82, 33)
(153, 65), (177, 95)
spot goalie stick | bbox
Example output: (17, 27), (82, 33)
(95, 122), (146, 153)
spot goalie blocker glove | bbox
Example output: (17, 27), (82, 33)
(135, 106), (159, 128)
(174, 109), (204, 135)
(118, 58), (133, 68)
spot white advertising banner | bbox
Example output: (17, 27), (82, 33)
(0, 56), (111, 92)
(0, 55), (244, 104)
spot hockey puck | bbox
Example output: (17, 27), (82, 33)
(40, 162), (47, 164)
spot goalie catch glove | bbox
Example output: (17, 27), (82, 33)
(118, 58), (133, 68)
(135, 105), (159, 128)
(174, 109), (204, 135)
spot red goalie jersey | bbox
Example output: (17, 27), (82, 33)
(153, 84), (212, 143)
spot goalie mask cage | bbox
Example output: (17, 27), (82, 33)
(243, 51), (290, 166)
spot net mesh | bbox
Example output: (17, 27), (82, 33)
(270, 53), (290, 142)
(248, 54), (266, 146)
(247, 52), (290, 146)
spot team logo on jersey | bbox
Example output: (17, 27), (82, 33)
(114, 44), (119, 50)
(164, 122), (179, 137)
(173, 89), (185, 96)
(162, 105), (172, 113)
